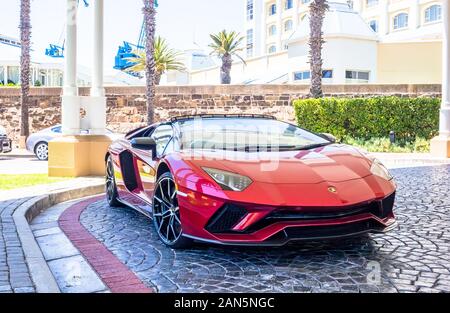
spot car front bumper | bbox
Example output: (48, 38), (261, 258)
(178, 188), (397, 246)
(0, 137), (12, 153)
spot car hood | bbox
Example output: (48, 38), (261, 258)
(181, 144), (373, 184)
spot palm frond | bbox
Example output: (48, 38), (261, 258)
(124, 36), (186, 76)
(208, 30), (245, 58)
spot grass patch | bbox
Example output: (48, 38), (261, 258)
(0, 174), (70, 190)
(342, 137), (430, 153)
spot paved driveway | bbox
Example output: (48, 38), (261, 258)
(79, 165), (450, 293)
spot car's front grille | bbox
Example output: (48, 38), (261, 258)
(272, 220), (381, 241)
(243, 194), (395, 234)
(0, 136), (11, 153)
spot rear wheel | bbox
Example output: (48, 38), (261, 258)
(106, 156), (121, 207)
(152, 172), (192, 249)
(35, 142), (48, 161)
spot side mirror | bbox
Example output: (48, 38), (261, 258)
(319, 133), (336, 143)
(131, 137), (157, 156)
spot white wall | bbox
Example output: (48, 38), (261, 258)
(189, 51), (290, 85)
(287, 37), (378, 83)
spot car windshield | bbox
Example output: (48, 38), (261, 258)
(176, 118), (330, 151)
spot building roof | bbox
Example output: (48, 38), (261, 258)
(288, 2), (378, 44)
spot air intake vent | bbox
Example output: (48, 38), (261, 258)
(119, 150), (138, 191)
(205, 204), (247, 234)
(381, 192), (395, 218)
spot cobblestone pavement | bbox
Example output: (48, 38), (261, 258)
(80, 165), (450, 293)
(0, 197), (35, 293)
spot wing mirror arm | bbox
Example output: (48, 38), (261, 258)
(130, 137), (157, 158)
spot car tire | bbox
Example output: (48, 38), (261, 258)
(105, 156), (121, 207)
(35, 142), (49, 161)
(152, 172), (193, 249)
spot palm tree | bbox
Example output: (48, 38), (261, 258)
(142, 0), (157, 125)
(126, 37), (186, 85)
(209, 30), (245, 84)
(19, 0), (31, 147)
(308, 0), (328, 98)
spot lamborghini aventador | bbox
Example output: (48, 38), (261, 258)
(105, 114), (397, 248)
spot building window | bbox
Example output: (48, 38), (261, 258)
(268, 45), (277, 54)
(322, 70), (333, 78)
(425, 5), (442, 23)
(269, 3), (277, 16)
(284, 19), (294, 32)
(246, 29), (254, 57)
(285, 0), (293, 10)
(393, 13), (408, 30)
(369, 20), (378, 32)
(345, 70), (370, 81)
(366, 0), (378, 7)
(294, 71), (311, 81)
(297, 70), (332, 79)
(269, 25), (277, 36)
(247, 0), (254, 21)
(301, 0), (311, 4)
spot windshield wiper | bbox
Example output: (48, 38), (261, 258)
(294, 142), (332, 151)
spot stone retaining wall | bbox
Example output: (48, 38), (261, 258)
(0, 84), (441, 145)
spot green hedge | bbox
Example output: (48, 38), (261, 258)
(293, 97), (440, 141)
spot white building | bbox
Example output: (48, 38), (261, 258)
(164, 48), (217, 85)
(188, 0), (443, 85)
(287, 2), (378, 83)
(245, 0), (442, 57)
(190, 1), (379, 84)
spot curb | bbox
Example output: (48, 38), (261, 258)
(59, 197), (154, 293)
(12, 184), (105, 293)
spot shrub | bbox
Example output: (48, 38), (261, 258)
(293, 97), (441, 142)
(342, 136), (430, 153)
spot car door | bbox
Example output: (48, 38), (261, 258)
(133, 124), (174, 206)
(112, 127), (154, 212)
(112, 124), (174, 215)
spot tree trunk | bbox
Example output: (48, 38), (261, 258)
(143, 0), (157, 125)
(220, 53), (232, 84)
(309, 0), (328, 98)
(20, 0), (31, 145)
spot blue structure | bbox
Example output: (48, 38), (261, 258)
(113, 0), (158, 76)
(45, 0), (89, 58)
(113, 22), (145, 76)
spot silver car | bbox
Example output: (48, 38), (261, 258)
(26, 125), (123, 161)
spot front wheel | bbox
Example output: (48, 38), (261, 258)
(35, 142), (48, 161)
(152, 172), (192, 249)
(106, 156), (121, 207)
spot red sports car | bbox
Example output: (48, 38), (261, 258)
(105, 115), (397, 248)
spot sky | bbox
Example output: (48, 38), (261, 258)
(1, 0), (245, 74)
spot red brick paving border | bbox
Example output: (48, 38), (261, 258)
(59, 196), (154, 293)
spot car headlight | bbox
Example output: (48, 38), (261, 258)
(202, 167), (252, 191)
(370, 159), (393, 181)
